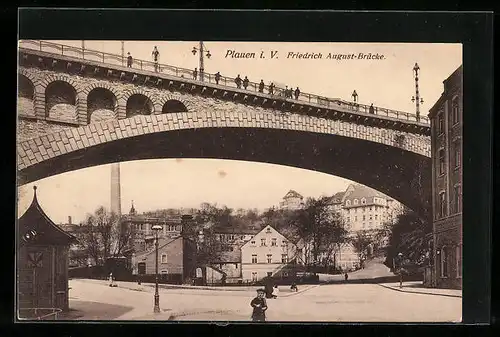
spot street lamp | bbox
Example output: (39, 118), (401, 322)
(411, 63), (424, 122)
(397, 252), (403, 288)
(151, 224), (163, 313)
(192, 41), (211, 82)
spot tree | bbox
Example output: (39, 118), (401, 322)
(76, 206), (133, 266)
(384, 207), (432, 272)
(291, 196), (348, 273)
(195, 203), (234, 227)
(350, 230), (374, 268)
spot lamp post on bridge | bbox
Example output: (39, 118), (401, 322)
(192, 41), (211, 82)
(152, 224), (163, 313)
(411, 63), (424, 122)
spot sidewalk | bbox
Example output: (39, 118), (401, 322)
(72, 278), (318, 296)
(379, 281), (462, 298)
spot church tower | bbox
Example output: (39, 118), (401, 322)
(110, 163), (121, 216)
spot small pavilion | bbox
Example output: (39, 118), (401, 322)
(17, 186), (76, 319)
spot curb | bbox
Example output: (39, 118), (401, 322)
(168, 309), (244, 320)
(378, 283), (462, 298)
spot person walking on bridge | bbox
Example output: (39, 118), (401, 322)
(193, 68), (198, 80)
(294, 87), (301, 100)
(243, 76), (250, 89)
(215, 72), (221, 85)
(235, 74), (242, 89)
(258, 80), (265, 93)
(268, 82), (275, 95)
(152, 46), (160, 72)
(127, 52), (133, 68)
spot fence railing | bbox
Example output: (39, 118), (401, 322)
(18, 307), (62, 320)
(18, 39), (430, 125)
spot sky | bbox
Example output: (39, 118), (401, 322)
(17, 40), (462, 224)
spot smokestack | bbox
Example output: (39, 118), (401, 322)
(111, 163), (122, 216)
(68, 216), (72, 225)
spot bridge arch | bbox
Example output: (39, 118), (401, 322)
(18, 73), (35, 115)
(17, 113), (432, 220)
(157, 95), (191, 114)
(41, 75), (80, 120)
(122, 89), (155, 117)
(82, 83), (121, 124)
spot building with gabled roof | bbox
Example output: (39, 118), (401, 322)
(241, 224), (300, 282)
(279, 189), (305, 210)
(17, 186), (76, 316)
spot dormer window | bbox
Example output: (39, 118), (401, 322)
(346, 200), (351, 206)
(361, 198), (366, 204)
(266, 227), (272, 233)
(354, 199), (359, 205)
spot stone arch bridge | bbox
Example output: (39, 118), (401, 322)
(17, 43), (432, 220)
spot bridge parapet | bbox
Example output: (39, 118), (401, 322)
(19, 39), (430, 127)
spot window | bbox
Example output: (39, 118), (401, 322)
(261, 238), (266, 246)
(456, 245), (462, 278)
(266, 227), (272, 233)
(369, 207), (372, 211)
(354, 216), (358, 221)
(354, 199), (359, 205)
(267, 254), (272, 263)
(440, 246), (448, 277)
(369, 215), (372, 220)
(271, 238), (277, 246)
(454, 184), (462, 213)
(346, 200), (351, 206)
(361, 198), (366, 204)
(438, 111), (444, 134)
(452, 97), (459, 125)
(160, 269), (168, 274)
(251, 240), (256, 246)
(362, 215), (366, 221)
(251, 254), (257, 263)
(282, 254), (288, 263)
(439, 192), (447, 218)
(281, 240), (288, 247)
(438, 149), (445, 175)
(454, 141), (461, 168)
(161, 253), (167, 263)
(375, 214), (378, 220)
(252, 272), (257, 281)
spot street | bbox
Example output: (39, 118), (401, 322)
(66, 279), (461, 322)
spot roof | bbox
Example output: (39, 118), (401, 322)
(240, 224), (293, 250)
(18, 186), (76, 246)
(283, 190), (303, 200)
(428, 65), (462, 118)
(342, 185), (388, 208)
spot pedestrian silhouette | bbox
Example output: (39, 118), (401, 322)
(268, 82), (275, 95)
(215, 71), (221, 85)
(127, 52), (133, 68)
(294, 87), (300, 100)
(243, 76), (249, 89)
(258, 80), (265, 93)
(251, 289), (268, 322)
(193, 68), (198, 80)
(152, 46), (160, 72)
(235, 75), (242, 89)
(369, 103), (375, 114)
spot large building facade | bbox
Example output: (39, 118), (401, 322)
(279, 190), (305, 210)
(429, 65), (463, 290)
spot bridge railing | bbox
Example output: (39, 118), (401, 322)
(18, 39), (429, 125)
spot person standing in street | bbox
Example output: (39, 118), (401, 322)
(152, 46), (160, 72)
(250, 289), (268, 322)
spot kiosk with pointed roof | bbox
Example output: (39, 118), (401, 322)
(17, 186), (76, 318)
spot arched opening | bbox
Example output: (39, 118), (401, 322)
(18, 75), (35, 115)
(126, 94), (154, 117)
(87, 87), (117, 124)
(45, 81), (77, 120)
(162, 100), (188, 113)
